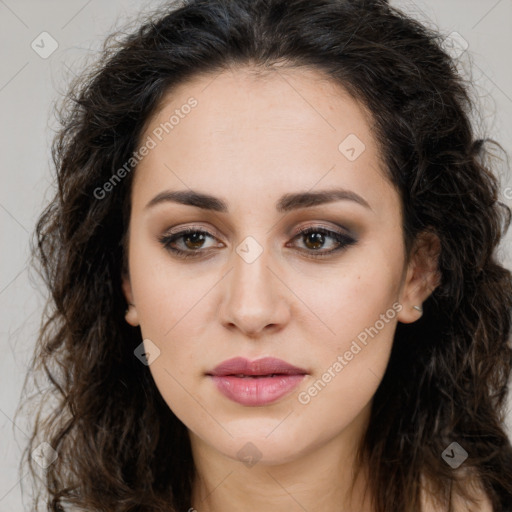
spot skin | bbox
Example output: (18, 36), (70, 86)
(122, 66), (440, 512)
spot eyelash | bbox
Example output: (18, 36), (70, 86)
(158, 226), (357, 260)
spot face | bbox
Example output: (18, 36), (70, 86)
(122, 66), (437, 466)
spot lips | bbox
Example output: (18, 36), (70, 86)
(207, 356), (308, 377)
(206, 357), (308, 406)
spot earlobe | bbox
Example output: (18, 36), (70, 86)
(397, 230), (441, 324)
(121, 273), (140, 327)
(124, 304), (140, 326)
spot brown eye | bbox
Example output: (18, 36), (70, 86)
(289, 226), (357, 258)
(182, 232), (207, 250)
(303, 231), (325, 250)
(158, 228), (221, 259)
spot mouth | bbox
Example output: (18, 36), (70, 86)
(220, 373), (296, 378)
(207, 356), (308, 377)
(206, 357), (308, 406)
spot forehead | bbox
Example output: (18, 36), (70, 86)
(140, 65), (376, 153)
(131, 66), (396, 216)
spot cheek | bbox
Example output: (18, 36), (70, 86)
(295, 285), (399, 437)
(134, 273), (211, 374)
(129, 235), (211, 338)
(305, 257), (402, 347)
(299, 245), (403, 402)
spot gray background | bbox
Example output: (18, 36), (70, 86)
(1, 0), (511, 510)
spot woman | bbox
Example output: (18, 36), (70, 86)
(20, 0), (512, 510)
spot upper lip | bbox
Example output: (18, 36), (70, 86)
(207, 357), (308, 377)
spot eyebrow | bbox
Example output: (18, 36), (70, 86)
(145, 188), (372, 213)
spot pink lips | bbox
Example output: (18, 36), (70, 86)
(206, 357), (308, 406)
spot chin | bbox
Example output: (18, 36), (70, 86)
(203, 429), (312, 467)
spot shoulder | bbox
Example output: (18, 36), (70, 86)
(420, 470), (494, 512)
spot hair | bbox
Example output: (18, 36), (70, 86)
(18, 0), (512, 510)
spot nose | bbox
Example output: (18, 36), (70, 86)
(218, 242), (291, 338)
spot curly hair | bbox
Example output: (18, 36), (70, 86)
(18, 0), (512, 510)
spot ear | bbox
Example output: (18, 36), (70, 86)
(397, 229), (441, 324)
(122, 271), (140, 326)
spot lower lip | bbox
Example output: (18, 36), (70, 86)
(209, 374), (306, 406)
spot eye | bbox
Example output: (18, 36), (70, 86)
(287, 226), (357, 258)
(158, 227), (222, 259)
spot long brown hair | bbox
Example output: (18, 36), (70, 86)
(18, 0), (512, 510)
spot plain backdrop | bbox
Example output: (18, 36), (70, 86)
(1, 0), (511, 510)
